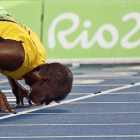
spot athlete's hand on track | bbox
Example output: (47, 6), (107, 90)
(7, 77), (33, 107)
(13, 86), (33, 106)
(0, 90), (14, 112)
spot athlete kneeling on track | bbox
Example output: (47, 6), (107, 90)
(0, 7), (73, 112)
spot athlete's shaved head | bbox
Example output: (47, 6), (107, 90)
(27, 63), (73, 105)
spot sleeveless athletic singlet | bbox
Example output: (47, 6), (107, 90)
(0, 7), (46, 79)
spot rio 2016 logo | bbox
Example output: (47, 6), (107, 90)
(48, 12), (140, 50)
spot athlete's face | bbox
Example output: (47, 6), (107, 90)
(26, 69), (59, 106)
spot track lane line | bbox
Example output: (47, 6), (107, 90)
(1, 135), (140, 138)
(0, 80), (8, 84)
(2, 111), (140, 115)
(1, 123), (140, 126)
(1, 82), (140, 120)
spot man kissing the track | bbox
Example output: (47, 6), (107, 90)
(0, 7), (73, 112)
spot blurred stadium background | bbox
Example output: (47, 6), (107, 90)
(1, 0), (140, 66)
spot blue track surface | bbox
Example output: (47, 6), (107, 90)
(1, 65), (140, 140)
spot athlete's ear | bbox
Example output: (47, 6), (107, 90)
(42, 76), (50, 83)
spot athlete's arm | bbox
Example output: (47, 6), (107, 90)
(0, 38), (25, 111)
(7, 77), (32, 106)
(0, 38), (24, 71)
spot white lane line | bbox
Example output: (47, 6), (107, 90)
(7, 99), (16, 101)
(7, 97), (15, 99)
(103, 66), (140, 71)
(74, 77), (140, 79)
(73, 72), (137, 75)
(8, 101), (140, 105)
(0, 84), (133, 88)
(1, 90), (12, 93)
(1, 82), (140, 120)
(72, 70), (102, 73)
(110, 92), (140, 94)
(0, 86), (28, 88)
(70, 92), (140, 95)
(82, 72), (137, 75)
(20, 112), (140, 115)
(74, 75), (136, 78)
(0, 79), (9, 80)
(5, 92), (140, 96)
(1, 123), (140, 126)
(1, 135), (140, 138)
(73, 80), (104, 84)
(0, 86), (10, 88)
(7, 96), (16, 102)
(70, 102), (140, 104)
(73, 84), (126, 86)
(128, 66), (140, 70)
(70, 93), (92, 95)
(0, 80), (8, 84)
(1, 112), (140, 115)
(72, 68), (140, 72)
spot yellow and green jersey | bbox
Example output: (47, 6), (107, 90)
(0, 7), (46, 79)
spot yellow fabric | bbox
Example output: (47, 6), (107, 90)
(0, 21), (47, 80)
